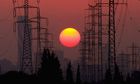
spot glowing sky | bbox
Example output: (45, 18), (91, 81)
(0, 0), (140, 64)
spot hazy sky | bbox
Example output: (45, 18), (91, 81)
(0, 0), (140, 64)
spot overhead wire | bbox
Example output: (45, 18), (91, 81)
(115, 0), (120, 12)
(0, 3), (13, 39)
(126, 4), (140, 32)
(0, 26), (12, 39)
(22, 0), (24, 4)
(116, 3), (127, 52)
(0, 0), (18, 56)
(0, 0), (40, 57)
(0, 33), (14, 56)
(104, 0), (121, 34)
(115, 0), (124, 31)
(14, 30), (19, 50)
(0, 10), (12, 21)
(0, 0), (13, 21)
(16, 0), (24, 43)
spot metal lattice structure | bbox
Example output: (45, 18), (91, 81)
(29, 1), (54, 73)
(80, 0), (127, 82)
(117, 51), (130, 77)
(108, 0), (116, 77)
(127, 43), (139, 73)
(80, 0), (109, 82)
(80, 2), (97, 82)
(31, 15), (54, 73)
(97, 0), (103, 81)
(13, 0), (38, 74)
(13, 0), (53, 74)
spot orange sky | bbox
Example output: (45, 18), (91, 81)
(0, 0), (140, 64)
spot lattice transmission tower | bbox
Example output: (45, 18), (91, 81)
(13, 0), (53, 74)
(13, 0), (40, 74)
(127, 43), (139, 73)
(108, 0), (116, 77)
(80, 0), (97, 82)
(108, 0), (127, 78)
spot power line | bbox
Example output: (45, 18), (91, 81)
(22, 0), (24, 4)
(0, 10), (12, 21)
(16, 0), (24, 42)
(14, 31), (18, 49)
(0, 33), (14, 56)
(126, 2), (140, 32)
(115, 0), (119, 11)
(115, 0), (124, 31)
(0, 27), (12, 39)
(116, 4), (127, 52)
(0, 0), (13, 21)
(0, 9), (13, 39)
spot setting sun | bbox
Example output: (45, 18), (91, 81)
(59, 28), (81, 47)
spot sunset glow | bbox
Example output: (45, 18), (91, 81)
(59, 28), (81, 47)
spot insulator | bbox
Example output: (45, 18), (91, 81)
(13, 8), (16, 18)
(37, 8), (40, 17)
(46, 19), (49, 26)
(13, 0), (16, 4)
(37, 0), (40, 3)
(13, 23), (16, 32)
(37, 8), (40, 13)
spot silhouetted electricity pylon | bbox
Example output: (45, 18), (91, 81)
(117, 51), (125, 74)
(117, 50), (130, 77)
(80, 0), (127, 82)
(13, 0), (40, 74)
(108, 0), (116, 78)
(31, 11), (54, 73)
(80, 0), (109, 82)
(108, 0), (127, 78)
(97, 0), (103, 82)
(127, 43), (139, 73)
(80, 0), (97, 82)
(30, 1), (54, 73)
(13, 0), (53, 74)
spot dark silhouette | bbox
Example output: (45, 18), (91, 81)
(1, 49), (140, 84)
(105, 67), (112, 84)
(38, 49), (48, 81)
(131, 71), (140, 84)
(126, 73), (131, 84)
(76, 64), (81, 84)
(114, 64), (124, 84)
(66, 62), (74, 84)
(38, 49), (63, 84)
(0, 71), (36, 83)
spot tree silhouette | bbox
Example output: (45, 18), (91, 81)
(126, 73), (131, 84)
(131, 71), (140, 84)
(105, 67), (112, 84)
(66, 62), (74, 84)
(114, 64), (124, 84)
(38, 49), (63, 84)
(0, 71), (35, 83)
(38, 49), (48, 79)
(76, 64), (81, 84)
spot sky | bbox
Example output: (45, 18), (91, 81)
(0, 0), (140, 65)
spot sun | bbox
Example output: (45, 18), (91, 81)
(59, 28), (81, 47)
